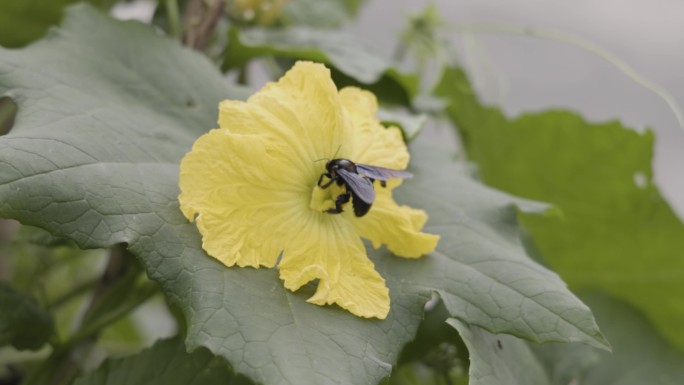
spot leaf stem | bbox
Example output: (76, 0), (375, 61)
(46, 277), (100, 310)
(442, 369), (454, 385)
(237, 64), (249, 85)
(447, 22), (684, 132)
(165, 0), (182, 38)
(66, 281), (158, 348)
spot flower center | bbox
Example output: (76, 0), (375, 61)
(310, 180), (346, 214)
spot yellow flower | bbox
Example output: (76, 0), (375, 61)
(178, 61), (439, 319)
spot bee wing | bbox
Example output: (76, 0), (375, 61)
(338, 168), (376, 204)
(356, 164), (413, 181)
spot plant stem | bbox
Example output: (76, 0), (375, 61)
(46, 277), (100, 310)
(182, 0), (226, 50)
(237, 64), (249, 85)
(442, 369), (454, 385)
(66, 281), (158, 347)
(80, 244), (130, 324)
(165, 0), (181, 38)
(0, 219), (20, 279)
(21, 245), (141, 385)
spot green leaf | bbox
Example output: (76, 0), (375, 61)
(0, 0), (75, 47)
(377, 109), (427, 142)
(225, 27), (385, 83)
(396, 139), (609, 350)
(224, 27), (419, 104)
(0, 281), (54, 350)
(281, 0), (364, 28)
(74, 335), (245, 385)
(436, 66), (684, 351)
(0, 6), (606, 384)
(0, 0), (117, 47)
(533, 292), (684, 385)
(17, 224), (73, 247)
(448, 319), (549, 385)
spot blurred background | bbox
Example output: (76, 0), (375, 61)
(114, 0), (684, 214)
(353, 0), (684, 216)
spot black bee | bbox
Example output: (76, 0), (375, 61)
(317, 159), (412, 217)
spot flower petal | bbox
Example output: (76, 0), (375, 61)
(179, 129), (310, 268)
(352, 187), (440, 259)
(338, 86), (439, 258)
(219, 61), (352, 170)
(277, 216), (390, 319)
(339, 87), (409, 171)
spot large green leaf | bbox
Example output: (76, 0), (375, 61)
(0, 6), (606, 384)
(74, 336), (244, 385)
(224, 27), (382, 82)
(396, 139), (608, 349)
(533, 292), (684, 385)
(0, 281), (54, 350)
(223, 27), (419, 105)
(448, 319), (549, 385)
(436, 67), (684, 350)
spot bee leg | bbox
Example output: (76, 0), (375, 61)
(324, 192), (351, 214)
(318, 172), (335, 188)
(368, 178), (386, 188)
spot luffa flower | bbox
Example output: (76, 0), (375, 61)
(179, 61), (439, 319)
